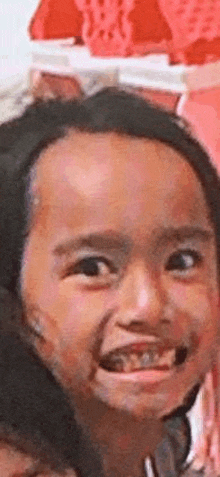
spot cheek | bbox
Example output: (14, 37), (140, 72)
(52, 286), (118, 384)
(22, 236), (54, 304)
(169, 282), (220, 336)
(51, 281), (115, 335)
(46, 287), (117, 391)
(32, 279), (117, 369)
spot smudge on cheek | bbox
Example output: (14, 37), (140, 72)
(116, 433), (132, 451)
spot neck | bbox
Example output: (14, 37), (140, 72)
(73, 396), (164, 477)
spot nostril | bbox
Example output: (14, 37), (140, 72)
(118, 317), (172, 334)
(118, 321), (148, 333)
(160, 317), (172, 325)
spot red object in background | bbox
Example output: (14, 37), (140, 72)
(73, 0), (172, 57)
(30, 72), (83, 99)
(158, 0), (220, 65)
(180, 87), (220, 172)
(29, 0), (220, 65)
(137, 88), (181, 112)
(29, 0), (83, 40)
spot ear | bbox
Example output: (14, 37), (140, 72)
(24, 305), (59, 366)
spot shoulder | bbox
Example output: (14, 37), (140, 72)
(0, 444), (77, 476)
(0, 443), (37, 476)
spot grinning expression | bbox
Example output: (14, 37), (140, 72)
(21, 132), (220, 420)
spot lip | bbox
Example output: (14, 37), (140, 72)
(96, 365), (175, 386)
(96, 346), (189, 385)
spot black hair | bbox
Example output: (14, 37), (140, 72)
(0, 287), (104, 476)
(0, 87), (220, 294)
(0, 286), (78, 471)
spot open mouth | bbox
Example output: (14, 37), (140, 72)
(99, 344), (188, 373)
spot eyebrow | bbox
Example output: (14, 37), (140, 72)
(52, 226), (214, 259)
(153, 225), (214, 248)
(53, 232), (132, 257)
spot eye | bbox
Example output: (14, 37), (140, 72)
(165, 249), (202, 273)
(63, 256), (118, 286)
(73, 256), (115, 276)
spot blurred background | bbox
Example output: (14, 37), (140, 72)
(0, 0), (37, 85)
(1, 0), (220, 171)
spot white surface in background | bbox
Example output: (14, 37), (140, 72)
(0, 0), (38, 84)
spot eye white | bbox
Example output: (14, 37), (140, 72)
(97, 261), (111, 276)
(182, 254), (194, 268)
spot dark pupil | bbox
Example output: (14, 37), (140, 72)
(166, 253), (189, 271)
(81, 258), (100, 276)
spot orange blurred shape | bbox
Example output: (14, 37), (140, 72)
(29, 0), (220, 65)
(30, 71), (83, 100)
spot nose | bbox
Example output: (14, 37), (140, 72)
(117, 261), (170, 333)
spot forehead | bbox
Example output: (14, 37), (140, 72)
(32, 131), (211, 234)
(36, 130), (195, 178)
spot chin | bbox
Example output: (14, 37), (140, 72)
(90, 373), (202, 423)
(91, 384), (172, 420)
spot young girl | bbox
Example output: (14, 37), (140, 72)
(1, 88), (220, 477)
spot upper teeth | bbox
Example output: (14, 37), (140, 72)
(100, 348), (176, 373)
(140, 351), (155, 367)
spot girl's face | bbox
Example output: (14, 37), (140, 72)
(21, 132), (220, 420)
